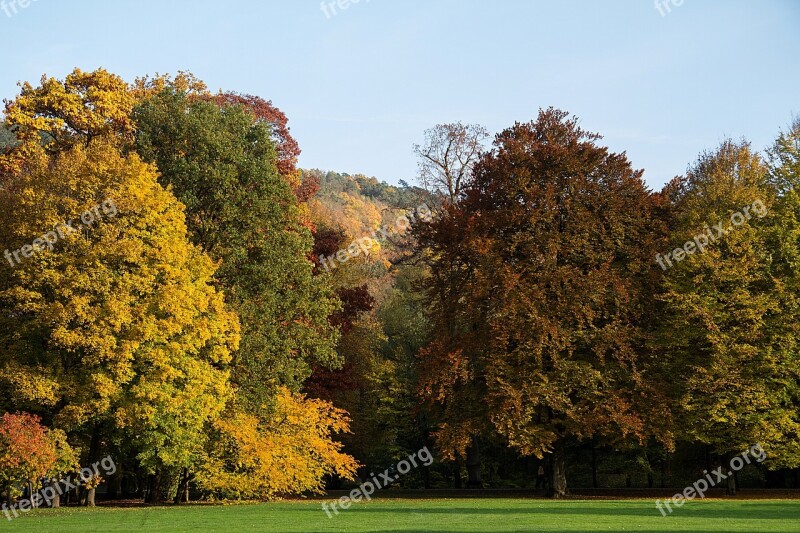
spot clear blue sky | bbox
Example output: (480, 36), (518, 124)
(1, 0), (798, 190)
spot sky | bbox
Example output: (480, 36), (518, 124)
(1, 0), (798, 190)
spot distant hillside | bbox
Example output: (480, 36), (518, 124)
(303, 169), (429, 244)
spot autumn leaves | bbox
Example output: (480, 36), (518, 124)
(3, 199), (118, 268)
(655, 198), (767, 271)
(0, 69), (357, 503)
(414, 110), (800, 497)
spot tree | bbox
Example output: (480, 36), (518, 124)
(132, 80), (359, 499)
(767, 117), (800, 194)
(660, 136), (800, 495)
(762, 119), (800, 471)
(412, 123), (489, 485)
(0, 139), (240, 502)
(195, 387), (358, 499)
(0, 68), (135, 177)
(416, 109), (670, 497)
(44, 428), (79, 508)
(133, 85), (340, 413)
(0, 412), (54, 506)
(0, 413), (77, 507)
(209, 92), (301, 178)
(414, 122), (488, 206)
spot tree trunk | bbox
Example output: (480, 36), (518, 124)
(26, 481), (34, 508)
(145, 472), (164, 504)
(182, 469), (191, 503)
(548, 443), (567, 498)
(145, 474), (156, 504)
(88, 428), (101, 466)
(524, 456), (530, 488)
(86, 488), (96, 507)
(174, 468), (190, 504)
(49, 480), (60, 508)
(725, 453), (737, 496)
(67, 482), (79, 506)
(466, 437), (482, 488)
(109, 470), (123, 501)
(591, 442), (598, 488)
(454, 455), (462, 489)
(726, 474), (737, 496)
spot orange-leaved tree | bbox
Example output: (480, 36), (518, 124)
(0, 413), (66, 506)
(416, 109), (672, 497)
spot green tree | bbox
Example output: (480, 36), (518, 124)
(658, 139), (800, 493)
(762, 119), (800, 470)
(768, 117), (800, 194)
(0, 124), (16, 153)
(133, 86), (340, 415)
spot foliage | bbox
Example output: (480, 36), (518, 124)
(0, 139), (240, 476)
(209, 93), (300, 177)
(196, 388), (358, 499)
(415, 109), (671, 495)
(767, 117), (800, 194)
(305, 172), (433, 476)
(0, 123), (16, 152)
(0, 413), (57, 491)
(133, 86), (340, 413)
(3, 66), (800, 501)
(658, 137), (800, 471)
(1, 68), (135, 175)
(47, 428), (80, 479)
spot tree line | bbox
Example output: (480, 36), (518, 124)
(0, 70), (356, 505)
(0, 70), (798, 505)
(411, 111), (800, 497)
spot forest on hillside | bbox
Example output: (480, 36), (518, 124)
(0, 69), (798, 508)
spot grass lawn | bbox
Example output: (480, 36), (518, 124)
(1, 498), (798, 532)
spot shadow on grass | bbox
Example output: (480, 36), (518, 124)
(317, 503), (798, 520)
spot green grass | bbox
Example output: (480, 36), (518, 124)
(1, 499), (799, 532)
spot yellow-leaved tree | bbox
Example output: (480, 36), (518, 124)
(0, 138), (240, 498)
(0, 68), (135, 177)
(195, 387), (358, 499)
(2, 67), (359, 502)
